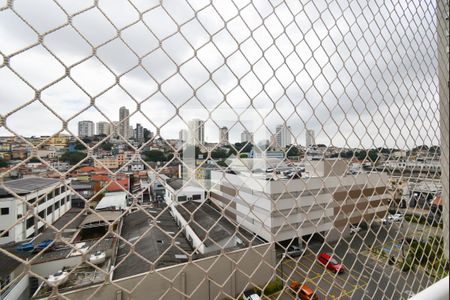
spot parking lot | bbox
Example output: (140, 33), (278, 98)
(276, 250), (371, 299)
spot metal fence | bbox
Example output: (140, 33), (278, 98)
(0, 0), (448, 299)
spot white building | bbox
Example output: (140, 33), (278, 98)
(306, 129), (315, 147)
(210, 158), (390, 246)
(164, 178), (205, 205)
(118, 107), (130, 140)
(96, 121), (111, 136)
(78, 121), (94, 138)
(0, 178), (72, 244)
(241, 130), (254, 143)
(275, 124), (292, 148)
(187, 119), (204, 145)
(219, 127), (229, 145)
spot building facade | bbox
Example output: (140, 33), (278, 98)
(275, 124), (292, 148)
(187, 119), (205, 145)
(209, 159), (390, 246)
(241, 130), (254, 143)
(306, 129), (315, 147)
(96, 122), (111, 136)
(78, 121), (94, 138)
(118, 107), (130, 140)
(134, 123), (144, 143)
(0, 178), (72, 244)
(219, 127), (229, 145)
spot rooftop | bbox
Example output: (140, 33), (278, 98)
(113, 203), (197, 280)
(95, 192), (128, 211)
(177, 202), (262, 248)
(166, 178), (202, 191)
(0, 177), (61, 196)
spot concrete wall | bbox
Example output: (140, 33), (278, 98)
(59, 244), (275, 300)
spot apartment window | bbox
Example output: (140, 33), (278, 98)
(47, 192), (53, 200)
(47, 206), (53, 215)
(0, 230), (9, 238)
(178, 196), (187, 202)
(38, 210), (45, 219)
(28, 197), (36, 204)
(55, 201), (60, 209)
(192, 194), (201, 200)
(54, 187), (60, 197)
(1, 207), (9, 215)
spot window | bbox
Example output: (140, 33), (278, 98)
(61, 186), (66, 193)
(54, 187), (60, 197)
(178, 196), (187, 202)
(47, 206), (53, 215)
(192, 194), (201, 200)
(55, 201), (60, 209)
(38, 210), (45, 219)
(1, 207), (9, 215)
(26, 217), (34, 229)
(47, 192), (53, 200)
(0, 230), (9, 238)
(28, 197), (36, 204)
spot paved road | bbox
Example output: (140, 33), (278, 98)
(271, 222), (438, 300)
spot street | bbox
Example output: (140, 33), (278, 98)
(270, 222), (439, 300)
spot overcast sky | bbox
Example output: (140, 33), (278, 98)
(0, 0), (441, 149)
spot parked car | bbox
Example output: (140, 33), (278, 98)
(349, 225), (362, 234)
(35, 239), (54, 250)
(243, 290), (261, 300)
(317, 253), (344, 273)
(290, 281), (318, 300)
(382, 213), (403, 225)
(286, 245), (303, 257)
(16, 242), (34, 252)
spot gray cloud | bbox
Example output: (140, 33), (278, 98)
(0, 0), (440, 148)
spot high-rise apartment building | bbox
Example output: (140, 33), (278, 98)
(241, 130), (254, 143)
(135, 123), (144, 143)
(219, 127), (229, 145)
(96, 121), (111, 136)
(275, 124), (292, 148)
(78, 121), (94, 138)
(306, 129), (316, 147)
(128, 126), (134, 141)
(179, 129), (188, 142)
(119, 107), (130, 140)
(187, 119), (205, 145)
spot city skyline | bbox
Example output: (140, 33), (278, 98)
(0, 1), (439, 149)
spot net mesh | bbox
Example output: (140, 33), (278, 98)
(0, 0), (448, 299)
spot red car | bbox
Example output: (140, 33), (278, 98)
(317, 253), (344, 273)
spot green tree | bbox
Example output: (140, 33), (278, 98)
(75, 140), (86, 150)
(286, 146), (300, 157)
(367, 149), (379, 162)
(100, 142), (113, 151)
(211, 148), (228, 159)
(143, 150), (165, 162)
(61, 151), (87, 165)
(0, 157), (8, 168)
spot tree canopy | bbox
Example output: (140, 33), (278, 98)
(61, 151), (87, 165)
